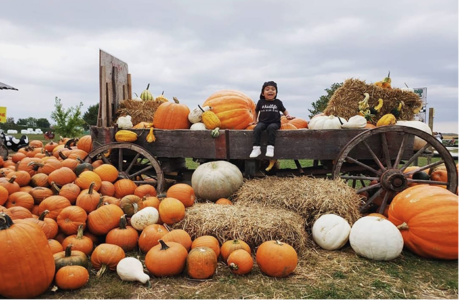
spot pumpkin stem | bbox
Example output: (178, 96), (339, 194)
(96, 196), (104, 209)
(76, 224), (85, 239)
(96, 264), (108, 278)
(163, 223), (172, 232)
(397, 222), (409, 230)
(38, 210), (50, 221)
(0, 212), (14, 230)
(132, 202), (139, 215)
(87, 182), (95, 195)
(65, 244), (73, 257)
(7, 176), (16, 184)
(146, 83), (150, 90)
(198, 104), (205, 112)
(172, 96), (180, 104)
(119, 214), (128, 229)
(275, 240), (283, 246)
(158, 240), (170, 250)
(50, 181), (61, 193)
(229, 262), (239, 271)
(58, 151), (68, 160)
(161, 91), (164, 95)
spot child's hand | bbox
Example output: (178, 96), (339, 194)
(249, 121), (257, 125)
(286, 115), (295, 120)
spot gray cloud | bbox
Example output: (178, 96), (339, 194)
(0, 0), (457, 133)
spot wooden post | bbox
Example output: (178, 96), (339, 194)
(428, 107), (434, 132)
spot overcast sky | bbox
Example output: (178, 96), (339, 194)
(1, 0), (457, 133)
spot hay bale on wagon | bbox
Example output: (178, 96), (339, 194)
(232, 176), (362, 232)
(115, 99), (163, 126)
(172, 203), (308, 254)
(323, 78), (423, 123)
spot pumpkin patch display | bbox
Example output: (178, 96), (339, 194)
(312, 214), (351, 250)
(388, 185), (458, 260)
(191, 160), (244, 201)
(349, 216), (403, 261)
(202, 90), (256, 129)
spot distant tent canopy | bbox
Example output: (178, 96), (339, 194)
(0, 82), (18, 91)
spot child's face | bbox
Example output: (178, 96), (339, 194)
(263, 86), (277, 100)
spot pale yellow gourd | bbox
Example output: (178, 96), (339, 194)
(308, 115), (347, 129)
(188, 105), (211, 123)
(341, 115), (367, 129)
(130, 207), (159, 231)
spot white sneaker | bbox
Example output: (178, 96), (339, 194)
(266, 145), (274, 157)
(249, 146), (261, 158)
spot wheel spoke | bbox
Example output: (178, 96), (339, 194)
(393, 134), (408, 167)
(125, 153), (141, 174)
(345, 156), (381, 175)
(360, 189), (383, 211)
(362, 140), (386, 171)
(408, 178), (448, 185)
(117, 148), (124, 172)
(356, 182), (381, 194)
(380, 132), (392, 168)
(340, 175), (379, 181)
(127, 165), (154, 180)
(377, 192), (392, 214)
(399, 144), (430, 172)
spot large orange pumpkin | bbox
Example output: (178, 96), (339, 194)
(202, 90), (256, 129)
(388, 185), (458, 259)
(0, 213), (55, 298)
(153, 97), (190, 129)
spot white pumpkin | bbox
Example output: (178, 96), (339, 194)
(190, 122), (207, 130)
(308, 115), (348, 129)
(130, 207), (159, 231)
(191, 160), (243, 201)
(188, 105), (211, 123)
(395, 120), (432, 150)
(341, 115), (367, 129)
(117, 257), (150, 285)
(349, 216), (404, 261)
(312, 214), (351, 250)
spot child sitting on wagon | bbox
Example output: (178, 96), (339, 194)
(249, 81), (294, 158)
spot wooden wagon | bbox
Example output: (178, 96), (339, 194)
(89, 50), (457, 214)
(87, 124), (458, 214)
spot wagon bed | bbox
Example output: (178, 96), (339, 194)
(88, 125), (457, 214)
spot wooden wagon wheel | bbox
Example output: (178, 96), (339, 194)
(84, 142), (166, 194)
(332, 125), (458, 214)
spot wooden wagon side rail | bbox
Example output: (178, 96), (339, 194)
(89, 127), (414, 161)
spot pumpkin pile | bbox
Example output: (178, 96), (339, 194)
(0, 141), (305, 298)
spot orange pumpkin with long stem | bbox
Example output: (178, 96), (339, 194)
(90, 243), (126, 278)
(388, 185), (458, 259)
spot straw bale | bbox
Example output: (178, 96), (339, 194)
(115, 99), (163, 126)
(323, 78), (423, 123)
(232, 176), (362, 232)
(173, 203), (308, 253)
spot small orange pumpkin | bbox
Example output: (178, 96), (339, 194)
(55, 265), (89, 290)
(227, 249), (253, 275)
(186, 247), (218, 279)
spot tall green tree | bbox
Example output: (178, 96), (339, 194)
(83, 103), (99, 130)
(50, 96), (85, 137)
(17, 117), (37, 127)
(36, 118), (51, 129)
(308, 82), (343, 119)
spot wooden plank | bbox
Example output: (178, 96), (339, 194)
(99, 49), (129, 126)
(127, 74), (132, 100)
(99, 66), (106, 127)
(106, 82), (113, 127)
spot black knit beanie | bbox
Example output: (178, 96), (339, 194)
(260, 81), (278, 99)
